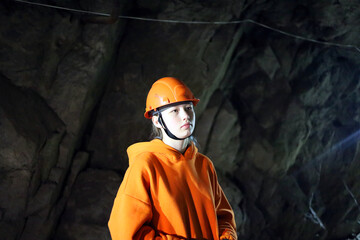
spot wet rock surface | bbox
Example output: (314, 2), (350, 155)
(1, 0), (360, 239)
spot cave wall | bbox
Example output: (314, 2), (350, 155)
(1, 0), (360, 240)
(0, 0), (127, 239)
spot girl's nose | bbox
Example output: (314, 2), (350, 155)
(181, 108), (190, 120)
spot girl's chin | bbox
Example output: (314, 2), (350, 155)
(172, 129), (193, 139)
(182, 131), (193, 139)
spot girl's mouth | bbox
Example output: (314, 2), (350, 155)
(181, 123), (191, 129)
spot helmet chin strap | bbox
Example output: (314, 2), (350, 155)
(158, 112), (187, 141)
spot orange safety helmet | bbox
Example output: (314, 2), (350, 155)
(144, 77), (200, 119)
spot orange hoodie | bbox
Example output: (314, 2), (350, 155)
(108, 139), (237, 240)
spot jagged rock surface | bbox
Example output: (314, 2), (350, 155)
(0, 0), (126, 239)
(1, 0), (360, 240)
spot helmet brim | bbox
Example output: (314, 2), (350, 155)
(144, 99), (199, 119)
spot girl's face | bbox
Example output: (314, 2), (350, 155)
(160, 102), (195, 139)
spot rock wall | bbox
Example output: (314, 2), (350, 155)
(0, 0), (127, 239)
(1, 0), (360, 240)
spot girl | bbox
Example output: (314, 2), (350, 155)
(108, 77), (237, 240)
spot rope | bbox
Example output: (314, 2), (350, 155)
(13, 0), (360, 53)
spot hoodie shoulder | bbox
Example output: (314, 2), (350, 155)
(196, 152), (216, 172)
(127, 142), (152, 157)
(126, 139), (166, 165)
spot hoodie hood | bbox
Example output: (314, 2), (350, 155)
(127, 139), (197, 164)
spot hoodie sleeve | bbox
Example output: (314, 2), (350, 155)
(108, 155), (161, 240)
(211, 165), (237, 240)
